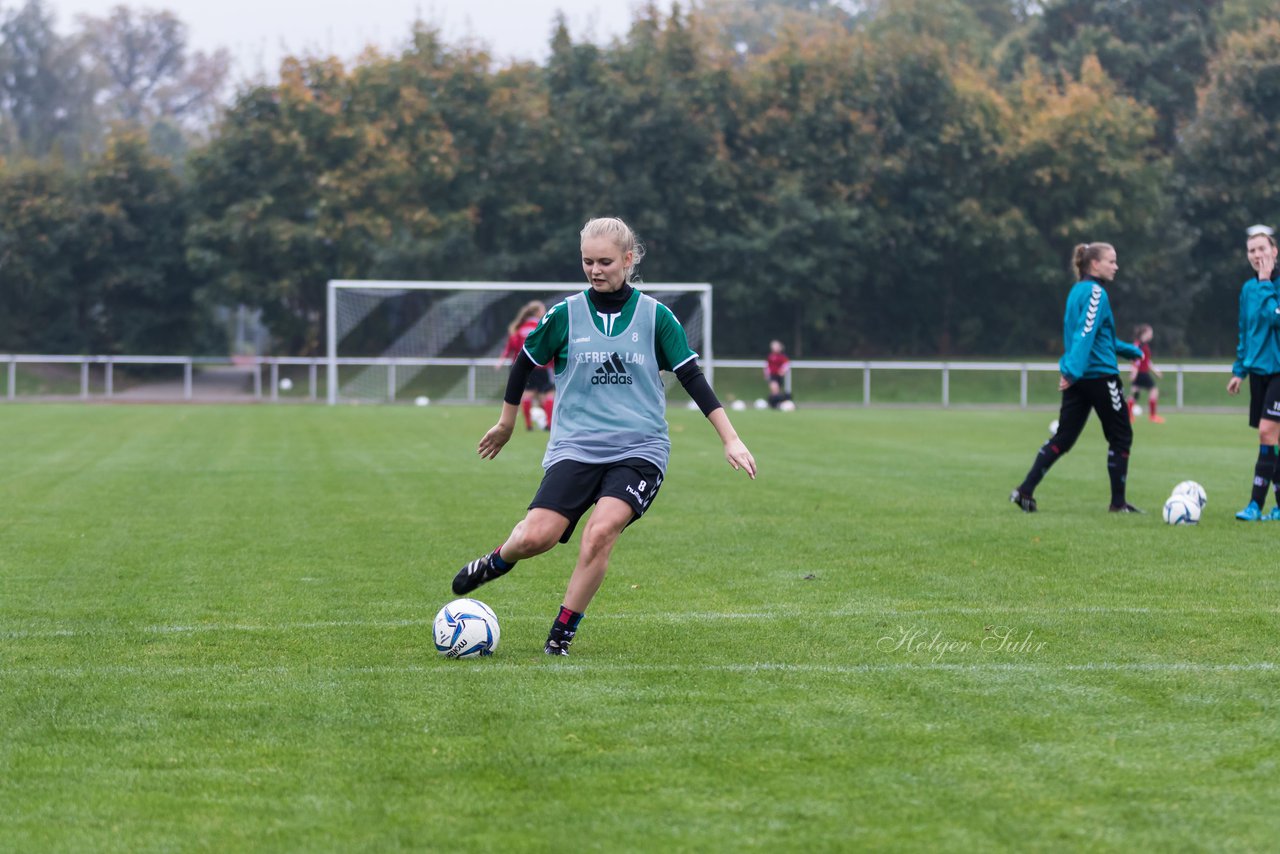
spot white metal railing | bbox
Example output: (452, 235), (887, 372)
(713, 359), (1233, 409)
(1, 354), (1236, 408)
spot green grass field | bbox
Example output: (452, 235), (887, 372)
(2, 404), (1278, 851)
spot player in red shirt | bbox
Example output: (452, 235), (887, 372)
(499, 300), (554, 430)
(764, 339), (793, 409)
(1127, 324), (1164, 423)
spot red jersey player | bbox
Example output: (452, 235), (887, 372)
(498, 300), (554, 429)
(764, 339), (793, 409)
(1127, 324), (1164, 423)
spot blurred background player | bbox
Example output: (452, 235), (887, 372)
(764, 339), (793, 409)
(498, 300), (554, 430)
(1226, 225), (1280, 521)
(1010, 242), (1144, 513)
(1127, 324), (1164, 423)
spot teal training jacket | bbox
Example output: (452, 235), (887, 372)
(1058, 279), (1144, 383)
(1231, 277), (1280, 378)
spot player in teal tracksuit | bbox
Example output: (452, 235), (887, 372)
(1012, 242), (1145, 512)
(1226, 226), (1280, 520)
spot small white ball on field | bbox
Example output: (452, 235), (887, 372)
(731, 399), (747, 411)
(1049, 419), (1059, 435)
(278, 377), (293, 391)
(779, 400), (796, 412)
(754, 399), (768, 410)
(1132, 403), (1142, 418)
(1172, 480), (1207, 508)
(1162, 495), (1201, 525)
(414, 395), (430, 407)
(530, 405), (548, 429)
(433, 598), (500, 658)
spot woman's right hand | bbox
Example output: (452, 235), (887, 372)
(1259, 252), (1275, 282)
(478, 421), (515, 459)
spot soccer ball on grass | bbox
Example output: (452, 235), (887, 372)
(1171, 480), (1207, 509)
(1162, 495), (1200, 525)
(433, 598), (500, 658)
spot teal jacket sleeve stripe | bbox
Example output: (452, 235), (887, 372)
(1059, 283), (1103, 383)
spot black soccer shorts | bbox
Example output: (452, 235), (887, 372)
(1248, 373), (1280, 428)
(529, 457), (664, 543)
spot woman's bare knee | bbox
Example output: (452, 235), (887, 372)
(508, 511), (566, 556)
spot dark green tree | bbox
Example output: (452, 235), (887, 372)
(83, 131), (196, 353)
(1009, 0), (1221, 150)
(1177, 21), (1280, 353)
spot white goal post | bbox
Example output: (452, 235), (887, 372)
(325, 280), (713, 405)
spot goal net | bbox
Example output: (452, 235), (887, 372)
(326, 281), (713, 405)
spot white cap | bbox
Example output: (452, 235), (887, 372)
(1246, 224), (1275, 237)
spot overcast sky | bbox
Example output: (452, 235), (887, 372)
(48, 0), (638, 80)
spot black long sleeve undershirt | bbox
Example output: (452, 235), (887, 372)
(503, 351), (537, 405)
(675, 360), (722, 416)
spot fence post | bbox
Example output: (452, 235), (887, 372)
(252, 359), (262, 400)
(270, 361), (280, 402)
(105, 358), (114, 398)
(942, 364), (950, 408)
(1176, 366), (1184, 410)
(6, 357), (14, 401)
(388, 362), (397, 402)
(309, 361), (317, 401)
(1019, 365), (1028, 408)
(81, 360), (90, 400)
(863, 363), (871, 406)
(184, 360), (193, 401)
(468, 363), (476, 402)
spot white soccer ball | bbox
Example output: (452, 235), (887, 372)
(433, 598), (500, 658)
(1132, 403), (1142, 418)
(1171, 480), (1207, 509)
(731, 399), (747, 411)
(278, 377), (293, 392)
(779, 400), (796, 412)
(530, 405), (548, 429)
(1162, 495), (1201, 526)
(1049, 419), (1059, 435)
(414, 395), (431, 407)
(754, 398), (768, 410)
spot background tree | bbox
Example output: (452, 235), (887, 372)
(83, 131), (198, 353)
(76, 6), (230, 160)
(0, 161), (97, 350)
(1177, 20), (1280, 353)
(1007, 0), (1221, 150)
(0, 0), (97, 161)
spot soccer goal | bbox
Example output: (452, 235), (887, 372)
(325, 281), (713, 405)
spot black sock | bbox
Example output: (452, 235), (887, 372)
(1019, 441), (1063, 496)
(491, 547), (515, 572)
(1251, 445), (1277, 508)
(548, 605), (583, 643)
(1107, 448), (1129, 507)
